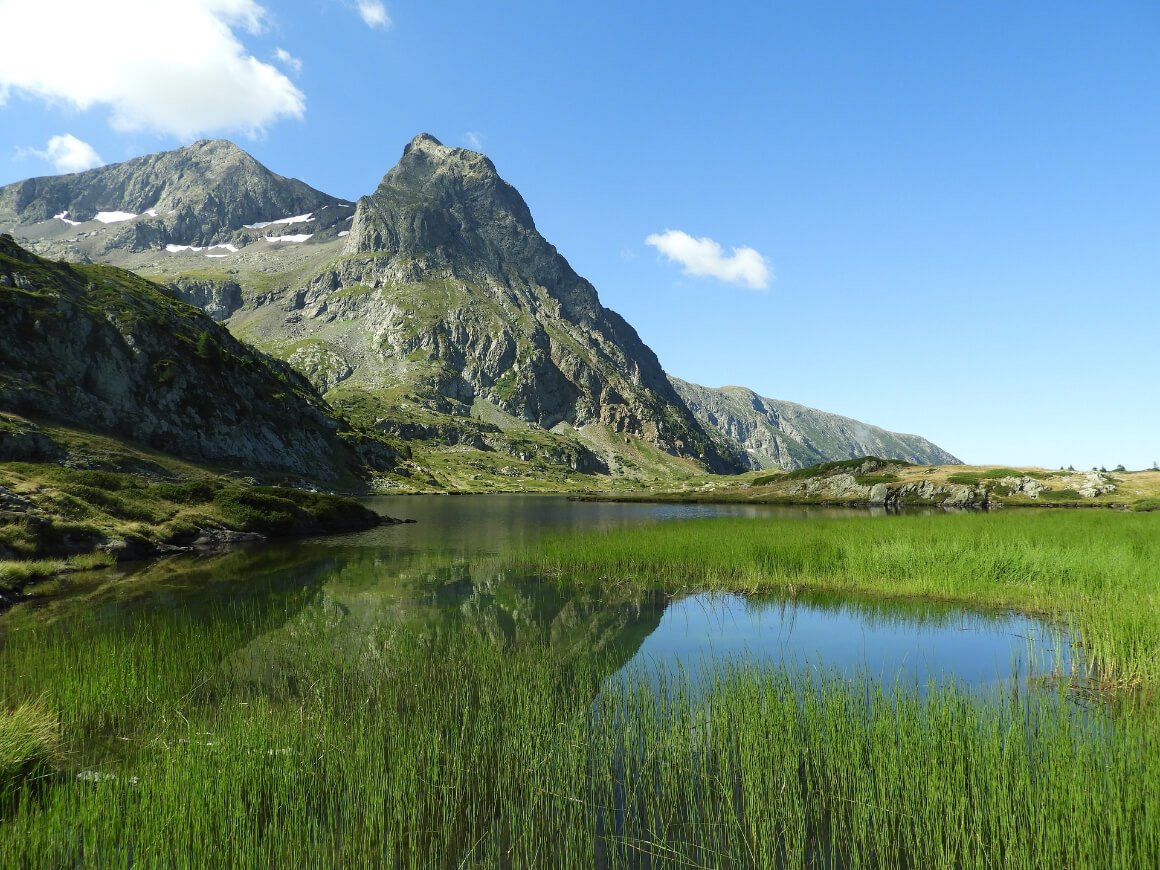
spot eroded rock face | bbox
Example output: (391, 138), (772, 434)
(166, 277), (244, 321)
(0, 235), (365, 483)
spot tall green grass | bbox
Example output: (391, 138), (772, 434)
(1, 588), (1157, 867)
(516, 510), (1160, 689)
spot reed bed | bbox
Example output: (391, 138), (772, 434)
(1, 590), (1156, 868)
(516, 510), (1160, 689)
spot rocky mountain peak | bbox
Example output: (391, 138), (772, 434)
(343, 134), (538, 274)
(0, 140), (347, 251)
(402, 132), (451, 157)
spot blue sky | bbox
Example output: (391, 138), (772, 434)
(1, 1), (1156, 469)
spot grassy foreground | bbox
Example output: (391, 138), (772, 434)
(1, 591), (1155, 868)
(514, 510), (1160, 690)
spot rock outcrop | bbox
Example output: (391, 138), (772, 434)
(671, 377), (959, 470)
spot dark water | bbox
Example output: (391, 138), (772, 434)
(4, 495), (1071, 692)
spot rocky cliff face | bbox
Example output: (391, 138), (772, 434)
(671, 377), (960, 470)
(0, 139), (354, 254)
(0, 234), (374, 484)
(236, 134), (741, 473)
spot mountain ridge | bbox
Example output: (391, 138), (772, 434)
(670, 376), (960, 470)
(0, 135), (959, 483)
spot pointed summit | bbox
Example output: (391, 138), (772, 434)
(402, 132), (450, 156)
(344, 132), (534, 263)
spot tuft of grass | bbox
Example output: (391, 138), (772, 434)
(0, 699), (62, 794)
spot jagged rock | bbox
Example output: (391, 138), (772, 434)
(0, 417), (65, 461)
(1077, 472), (1115, 498)
(166, 277), (243, 321)
(997, 476), (1047, 498)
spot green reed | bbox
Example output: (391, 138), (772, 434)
(1, 586), (1156, 868)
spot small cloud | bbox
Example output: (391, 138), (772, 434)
(355, 0), (391, 28)
(27, 134), (104, 173)
(463, 131), (484, 150)
(644, 229), (771, 290)
(274, 47), (302, 75)
(619, 248), (639, 262)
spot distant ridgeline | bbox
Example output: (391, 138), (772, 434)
(0, 136), (959, 485)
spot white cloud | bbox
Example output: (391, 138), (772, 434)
(0, 0), (305, 139)
(274, 47), (303, 75)
(463, 131), (484, 150)
(355, 0), (391, 28)
(28, 134), (104, 173)
(645, 229), (772, 290)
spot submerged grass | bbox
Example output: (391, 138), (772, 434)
(0, 589), (1156, 868)
(515, 510), (1160, 690)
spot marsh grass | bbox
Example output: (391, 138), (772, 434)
(515, 510), (1160, 690)
(0, 553), (114, 593)
(0, 586), (1157, 867)
(0, 698), (61, 797)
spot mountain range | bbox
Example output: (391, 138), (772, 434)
(0, 135), (959, 489)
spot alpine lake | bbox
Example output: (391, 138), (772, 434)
(1, 496), (1156, 867)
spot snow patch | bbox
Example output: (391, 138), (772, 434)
(264, 234), (313, 244)
(205, 254), (230, 258)
(53, 211), (81, 226)
(208, 243), (238, 253)
(94, 210), (137, 223)
(244, 212), (313, 229)
(166, 244), (205, 253)
(337, 230), (350, 237)
(144, 209), (159, 217)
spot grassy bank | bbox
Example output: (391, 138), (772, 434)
(514, 510), (1160, 690)
(0, 593), (1155, 867)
